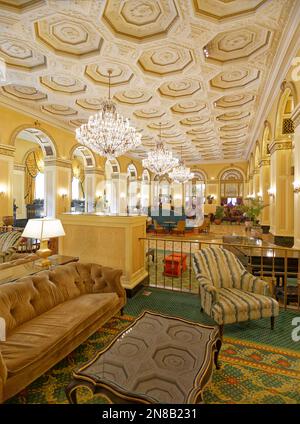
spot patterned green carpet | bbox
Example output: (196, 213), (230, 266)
(6, 287), (300, 404)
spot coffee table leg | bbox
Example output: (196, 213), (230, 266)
(65, 380), (95, 404)
(214, 338), (222, 370)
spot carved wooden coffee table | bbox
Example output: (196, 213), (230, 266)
(65, 311), (222, 404)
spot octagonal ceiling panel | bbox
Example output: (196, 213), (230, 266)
(41, 104), (77, 116)
(158, 79), (201, 98)
(114, 89), (152, 105)
(193, 0), (267, 22)
(0, 38), (46, 70)
(171, 100), (207, 114)
(103, 0), (179, 42)
(35, 15), (103, 57)
(40, 75), (86, 94)
(205, 27), (271, 63)
(0, 0), (45, 12)
(215, 93), (255, 109)
(0, 0), (295, 163)
(85, 61), (134, 86)
(138, 44), (194, 76)
(210, 68), (260, 91)
(1, 84), (47, 101)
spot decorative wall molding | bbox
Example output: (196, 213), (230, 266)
(44, 158), (72, 169)
(269, 140), (293, 155)
(0, 144), (15, 157)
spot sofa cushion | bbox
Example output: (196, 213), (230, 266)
(1, 292), (119, 375)
(211, 288), (279, 325)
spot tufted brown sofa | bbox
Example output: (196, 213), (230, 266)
(0, 262), (126, 403)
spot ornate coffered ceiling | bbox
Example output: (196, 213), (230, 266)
(0, 0), (298, 164)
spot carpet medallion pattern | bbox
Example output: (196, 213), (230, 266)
(7, 315), (300, 404)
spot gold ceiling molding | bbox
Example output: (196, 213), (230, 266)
(268, 140), (293, 155)
(1, 84), (47, 101)
(103, 0), (179, 42)
(192, 0), (267, 22)
(41, 104), (77, 116)
(0, 0), (296, 164)
(44, 158), (72, 169)
(40, 75), (86, 94)
(259, 159), (271, 167)
(35, 15), (103, 58)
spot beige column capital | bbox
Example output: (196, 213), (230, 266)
(0, 144), (15, 157)
(85, 167), (104, 176)
(44, 158), (72, 169)
(259, 158), (271, 167)
(269, 139), (293, 155)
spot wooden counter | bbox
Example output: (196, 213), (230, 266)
(58, 213), (148, 291)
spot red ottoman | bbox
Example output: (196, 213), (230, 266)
(163, 253), (187, 277)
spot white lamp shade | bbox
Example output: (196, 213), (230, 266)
(22, 218), (65, 240)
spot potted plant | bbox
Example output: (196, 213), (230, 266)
(237, 198), (266, 232)
(214, 206), (224, 225)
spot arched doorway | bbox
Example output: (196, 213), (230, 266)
(12, 127), (57, 223)
(220, 168), (244, 206)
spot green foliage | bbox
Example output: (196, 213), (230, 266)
(215, 205), (224, 219)
(237, 198), (266, 223)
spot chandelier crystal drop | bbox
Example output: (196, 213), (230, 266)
(142, 124), (178, 176)
(75, 70), (141, 159)
(168, 147), (194, 183)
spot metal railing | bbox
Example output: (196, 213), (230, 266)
(140, 237), (300, 310)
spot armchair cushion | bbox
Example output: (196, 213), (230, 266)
(211, 288), (279, 325)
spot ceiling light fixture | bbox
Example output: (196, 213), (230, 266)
(75, 69), (141, 159)
(168, 146), (194, 183)
(142, 123), (178, 176)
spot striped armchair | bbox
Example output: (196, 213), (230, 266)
(193, 246), (279, 335)
(0, 231), (22, 263)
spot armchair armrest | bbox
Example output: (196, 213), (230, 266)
(241, 272), (271, 296)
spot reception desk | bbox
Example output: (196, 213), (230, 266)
(59, 213), (148, 291)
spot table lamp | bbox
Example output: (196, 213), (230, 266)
(22, 218), (65, 267)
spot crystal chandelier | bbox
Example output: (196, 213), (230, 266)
(75, 69), (141, 159)
(142, 124), (178, 176)
(168, 146), (194, 183)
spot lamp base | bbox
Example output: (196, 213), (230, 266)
(36, 239), (52, 268)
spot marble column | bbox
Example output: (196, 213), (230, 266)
(44, 158), (72, 217)
(269, 138), (294, 245)
(259, 158), (271, 227)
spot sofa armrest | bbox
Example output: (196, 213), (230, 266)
(241, 272), (271, 296)
(92, 265), (126, 301)
(198, 278), (219, 304)
(0, 348), (7, 403)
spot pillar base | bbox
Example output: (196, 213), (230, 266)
(273, 235), (294, 248)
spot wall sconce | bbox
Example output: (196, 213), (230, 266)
(120, 192), (126, 199)
(96, 191), (102, 199)
(0, 185), (7, 197)
(59, 189), (67, 199)
(293, 181), (300, 193)
(267, 188), (275, 197)
(257, 191), (263, 198)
